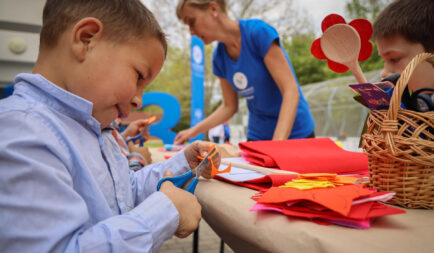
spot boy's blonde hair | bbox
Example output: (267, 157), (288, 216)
(40, 0), (167, 55)
(176, 0), (227, 20)
(373, 0), (434, 53)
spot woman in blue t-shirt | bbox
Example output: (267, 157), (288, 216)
(174, 0), (315, 144)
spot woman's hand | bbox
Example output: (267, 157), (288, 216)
(174, 128), (197, 145)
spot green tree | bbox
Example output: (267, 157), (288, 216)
(283, 34), (340, 85)
(139, 44), (216, 132)
(345, 0), (393, 21)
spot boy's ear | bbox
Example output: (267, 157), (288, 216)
(71, 17), (104, 62)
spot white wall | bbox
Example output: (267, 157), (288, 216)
(0, 0), (45, 86)
(0, 0), (44, 26)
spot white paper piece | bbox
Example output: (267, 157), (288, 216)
(222, 157), (281, 171)
(222, 157), (251, 164)
(352, 192), (395, 205)
(217, 164), (265, 182)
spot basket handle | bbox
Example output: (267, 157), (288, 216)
(383, 53), (434, 154)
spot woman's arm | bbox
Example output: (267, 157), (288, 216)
(264, 41), (300, 140)
(174, 78), (238, 144)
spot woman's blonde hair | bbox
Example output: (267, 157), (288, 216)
(176, 0), (226, 20)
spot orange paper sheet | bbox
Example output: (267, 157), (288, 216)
(258, 184), (372, 216)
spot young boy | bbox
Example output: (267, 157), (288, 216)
(373, 0), (434, 95)
(0, 0), (215, 252)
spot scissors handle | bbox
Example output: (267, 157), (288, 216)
(184, 178), (198, 194)
(126, 133), (144, 147)
(156, 170), (194, 191)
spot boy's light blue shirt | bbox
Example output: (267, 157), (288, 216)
(0, 73), (189, 253)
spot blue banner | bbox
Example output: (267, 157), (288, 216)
(190, 36), (205, 141)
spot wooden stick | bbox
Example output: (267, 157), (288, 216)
(221, 160), (298, 175)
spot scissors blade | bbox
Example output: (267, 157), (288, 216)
(195, 147), (216, 177)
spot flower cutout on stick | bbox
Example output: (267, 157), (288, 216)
(311, 14), (373, 73)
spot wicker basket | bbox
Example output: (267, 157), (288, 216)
(362, 53), (434, 209)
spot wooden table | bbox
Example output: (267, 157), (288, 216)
(151, 148), (434, 253)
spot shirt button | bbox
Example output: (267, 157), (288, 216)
(87, 119), (93, 125)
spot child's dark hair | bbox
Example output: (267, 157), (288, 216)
(373, 0), (434, 53)
(40, 0), (167, 55)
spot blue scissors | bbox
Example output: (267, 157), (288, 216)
(126, 133), (145, 146)
(156, 147), (216, 194)
(125, 116), (156, 147)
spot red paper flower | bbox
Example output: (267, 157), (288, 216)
(311, 14), (373, 73)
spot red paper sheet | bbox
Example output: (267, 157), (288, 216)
(256, 201), (405, 221)
(242, 151), (277, 167)
(251, 200), (405, 229)
(215, 174), (298, 191)
(216, 177), (270, 191)
(251, 202), (372, 228)
(258, 184), (373, 216)
(239, 138), (368, 174)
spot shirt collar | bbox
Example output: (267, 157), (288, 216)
(14, 73), (99, 128)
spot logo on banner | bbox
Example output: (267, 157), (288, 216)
(233, 72), (248, 90)
(192, 45), (203, 64)
(194, 108), (203, 120)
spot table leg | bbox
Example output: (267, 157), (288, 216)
(220, 239), (225, 253)
(193, 227), (199, 253)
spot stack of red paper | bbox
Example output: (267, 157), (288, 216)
(239, 138), (368, 174)
(249, 174), (405, 229)
(216, 173), (298, 191)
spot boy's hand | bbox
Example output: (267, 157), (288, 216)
(184, 141), (221, 179)
(159, 170), (202, 238)
(128, 142), (152, 164)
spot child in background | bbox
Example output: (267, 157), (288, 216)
(223, 121), (231, 143)
(111, 118), (152, 170)
(0, 0), (217, 252)
(208, 124), (225, 144)
(373, 0), (434, 111)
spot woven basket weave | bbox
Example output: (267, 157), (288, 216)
(362, 53), (434, 209)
